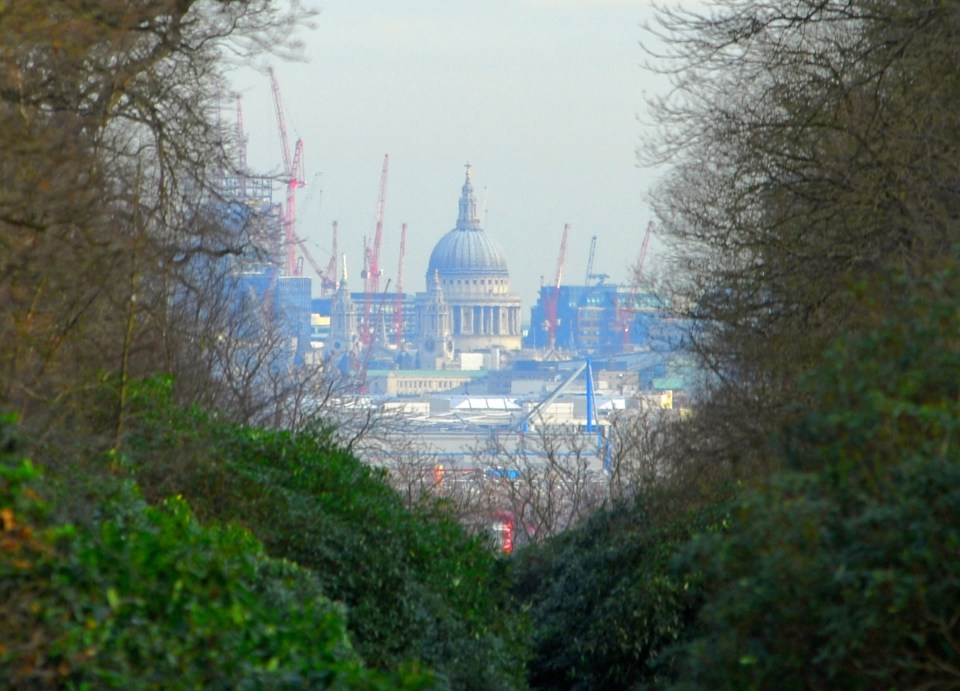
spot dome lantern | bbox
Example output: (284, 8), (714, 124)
(427, 165), (509, 281)
(457, 163), (481, 231)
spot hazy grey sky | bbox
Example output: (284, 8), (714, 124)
(233, 0), (674, 308)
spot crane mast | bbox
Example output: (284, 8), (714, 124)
(288, 139), (305, 275)
(615, 220), (655, 348)
(321, 221), (339, 294)
(357, 279), (391, 395)
(268, 67), (305, 277)
(584, 235), (596, 285)
(295, 238), (326, 285)
(235, 94), (247, 198)
(361, 154), (389, 346)
(636, 220), (653, 276)
(394, 223), (407, 349)
(545, 223), (569, 350)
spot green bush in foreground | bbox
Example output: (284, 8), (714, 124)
(513, 263), (960, 690)
(0, 434), (431, 689)
(668, 457), (960, 691)
(126, 390), (527, 690)
(511, 497), (730, 690)
(665, 265), (960, 690)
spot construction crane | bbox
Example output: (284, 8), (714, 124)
(357, 279), (391, 395)
(290, 172), (323, 278)
(268, 67), (306, 276)
(637, 221), (654, 277)
(361, 154), (389, 346)
(614, 221), (655, 348)
(293, 237), (326, 284)
(285, 212), (334, 292)
(584, 235), (596, 285)
(235, 94), (247, 198)
(393, 223), (407, 349)
(516, 356), (594, 432)
(544, 223), (569, 351)
(584, 235), (609, 285)
(321, 221), (339, 294)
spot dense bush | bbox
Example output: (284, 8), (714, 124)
(511, 497), (729, 690)
(667, 457), (960, 690)
(126, 389), (528, 690)
(664, 266), (960, 689)
(0, 422), (431, 689)
(512, 263), (960, 690)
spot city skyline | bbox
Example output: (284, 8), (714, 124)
(231, 0), (677, 307)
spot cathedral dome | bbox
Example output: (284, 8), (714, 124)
(425, 165), (509, 280)
(416, 165), (522, 354)
(427, 227), (509, 277)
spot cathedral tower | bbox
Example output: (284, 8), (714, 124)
(325, 258), (359, 363)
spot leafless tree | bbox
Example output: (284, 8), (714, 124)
(604, 404), (682, 501)
(353, 398), (718, 551)
(0, 1), (315, 448)
(643, 0), (960, 473)
(461, 425), (609, 547)
(379, 439), (444, 509)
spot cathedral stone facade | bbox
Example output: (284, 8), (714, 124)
(325, 264), (359, 364)
(415, 166), (522, 359)
(326, 165), (522, 369)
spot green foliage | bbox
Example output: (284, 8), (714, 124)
(126, 395), (527, 690)
(512, 498), (729, 690)
(0, 439), (431, 688)
(513, 261), (960, 690)
(648, 0), (960, 473)
(785, 261), (960, 485)
(667, 456), (960, 691)
(663, 263), (960, 689)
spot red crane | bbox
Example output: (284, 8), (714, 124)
(614, 220), (655, 348)
(293, 237), (326, 284)
(544, 223), (569, 350)
(393, 223), (407, 349)
(290, 221), (338, 291)
(361, 154), (389, 346)
(268, 67), (306, 276)
(357, 279), (391, 395)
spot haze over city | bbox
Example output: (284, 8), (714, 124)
(231, 0), (673, 308)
